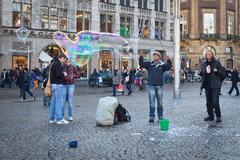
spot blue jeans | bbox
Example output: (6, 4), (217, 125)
(49, 84), (64, 121)
(62, 84), (75, 118)
(148, 85), (163, 119)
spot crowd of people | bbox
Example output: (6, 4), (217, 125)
(1, 49), (239, 125)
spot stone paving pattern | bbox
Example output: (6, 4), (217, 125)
(0, 82), (240, 160)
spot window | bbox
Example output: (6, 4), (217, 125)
(100, 14), (113, 33)
(12, 0), (32, 28)
(41, 7), (49, 29)
(120, 0), (130, 6)
(203, 13), (215, 34)
(227, 11), (235, 35)
(138, 0), (147, 9)
(77, 11), (91, 32)
(12, 2), (21, 27)
(138, 19), (150, 38)
(120, 17), (132, 37)
(180, 12), (188, 35)
(50, 8), (58, 30)
(59, 8), (67, 31)
(155, 0), (163, 11)
(155, 21), (165, 40)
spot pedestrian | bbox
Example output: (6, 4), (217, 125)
(112, 68), (124, 96)
(62, 59), (80, 121)
(227, 68), (239, 96)
(124, 67), (135, 96)
(0, 69), (7, 88)
(139, 51), (172, 122)
(41, 64), (50, 107)
(16, 67), (24, 97)
(199, 50), (226, 123)
(21, 68), (35, 101)
(48, 53), (69, 125)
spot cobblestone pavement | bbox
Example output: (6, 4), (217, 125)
(0, 82), (240, 160)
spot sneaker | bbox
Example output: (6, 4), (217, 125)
(216, 117), (222, 123)
(204, 116), (214, 121)
(68, 117), (73, 121)
(20, 99), (27, 102)
(56, 119), (69, 125)
(159, 117), (164, 121)
(49, 120), (55, 124)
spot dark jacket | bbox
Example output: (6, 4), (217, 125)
(50, 59), (65, 84)
(63, 64), (80, 84)
(200, 59), (226, 89)
(230, 70), (239, 84)
(139, 56), (172, 86)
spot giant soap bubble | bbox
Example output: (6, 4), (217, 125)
(53, 31), (129, 66)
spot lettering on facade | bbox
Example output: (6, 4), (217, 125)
(13, 41), (32, 51)
(1, 28), (75, 39)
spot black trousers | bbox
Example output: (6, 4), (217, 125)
(205, 88), (221, 118)
(22, 83), (34, 100)
(228, 83), (239, 95)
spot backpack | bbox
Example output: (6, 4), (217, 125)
(114, 104), (131, 124)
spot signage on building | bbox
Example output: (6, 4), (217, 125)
(225, 47), (231, 53)
(13, 41), (32, 51)
(2, 28), (75, 39)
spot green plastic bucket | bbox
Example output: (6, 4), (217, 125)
(159, 119), (169, 131)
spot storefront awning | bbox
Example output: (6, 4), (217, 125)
(39, 51), (52, 62)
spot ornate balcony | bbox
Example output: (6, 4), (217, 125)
(138, 8), (152, 17)
(200, 34), (220, 40)
(227, 34), (239, 41)
(98, 2), (116, 13)
(119, 5), (134, 15)
(180, 34), (189, 40)
(155, 11), (167, 19)
(77, 1), (92, 12)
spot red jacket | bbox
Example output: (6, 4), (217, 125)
(63, 64), (80, 84)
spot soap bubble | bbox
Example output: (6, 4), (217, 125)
(53, 31), (130, 66)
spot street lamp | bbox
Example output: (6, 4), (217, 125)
(173, 0), (181, 99)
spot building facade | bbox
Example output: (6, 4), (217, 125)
(180, 0), (240, 71)
(0, 0), (174, 79)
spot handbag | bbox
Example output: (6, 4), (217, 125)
(44, 63), (53, 97)
(117, 82), (124, 92)
(125, 75), (130, 83)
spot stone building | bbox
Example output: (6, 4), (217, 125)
(180, 0), (240, 70)
(0, 0), (174, 79)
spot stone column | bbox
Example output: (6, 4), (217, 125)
(91, 0), (100, 32)
(2, 0), (12, 27)
(31, 0), (41, 29)
(67, 0), (77, 32)
(165, 0), (171, 40)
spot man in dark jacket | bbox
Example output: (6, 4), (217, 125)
(228, 68), (239, 96)
(200, 50), (226, 123)
(139, 51), (172, 122)
(21, 68), (35, 101)
(49, 53), (69, 125)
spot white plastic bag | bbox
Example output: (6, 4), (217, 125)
(96, 96), (118, 126)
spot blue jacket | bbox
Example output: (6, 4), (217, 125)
(139, 56), (172, 86)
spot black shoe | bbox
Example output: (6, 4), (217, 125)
(216, 117), (222, 123)
(219, 93), (222, 95)
(149, 119), (154, 123)
(228, 92), (231, 95)
(204, 116), (214, 121)
(235, 94), (239, 96)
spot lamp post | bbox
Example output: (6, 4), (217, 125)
(173, 0), (181, 99)
(16, 0), (30, 70)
